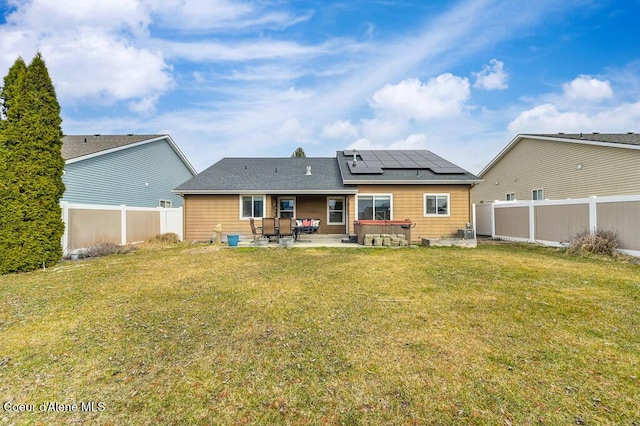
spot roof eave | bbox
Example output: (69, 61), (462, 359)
(173, 189), (359, 195)
(342, 179), (482, 185)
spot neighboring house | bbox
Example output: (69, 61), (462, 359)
(472, 133), (640, 204)
(173, 149), (481, 242)
(62, 134), (196, 208)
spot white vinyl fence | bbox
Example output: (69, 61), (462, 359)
(60, 202), (183, 254)
(474, 195), (640, 257)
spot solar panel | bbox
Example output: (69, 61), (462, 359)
(347, 161), (383, 174)
(344, 150), (467, 175)
(430, 167), (465, 174)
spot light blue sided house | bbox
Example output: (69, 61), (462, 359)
(61, 134), (196, 207)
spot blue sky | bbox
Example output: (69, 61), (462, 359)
(1, 0), (639, 174)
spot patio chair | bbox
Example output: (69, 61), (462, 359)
(249, 218), (261, 236)
(249, 218), (264, 243)
(278, 217), (294, 238)
(261, 217), (278, 242)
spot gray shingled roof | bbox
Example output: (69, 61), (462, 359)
(174, 157), (354, 194)
(531, 133), (640, 146)
(62, 134), (166, 160)
(336, 150), (480, 184)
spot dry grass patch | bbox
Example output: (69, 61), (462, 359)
(0, 243), (638, 424)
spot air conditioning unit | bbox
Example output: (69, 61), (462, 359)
(457, 228), (475, 239)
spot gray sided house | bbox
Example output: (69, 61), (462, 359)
(62, 134), (196, 208)
(472, 133), (640, 204)
(174, 150), (481, 242)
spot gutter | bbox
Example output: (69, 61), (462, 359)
(172, 189), (359, 195)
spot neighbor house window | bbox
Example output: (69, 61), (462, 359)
(159, 200), (172, 208)
(424, 194), (450, 216)
(505, 193), (516, 201)
(241, 195), (265, 219)
(532, 189), (544, 200)
(327, 197), (345, 225)
(357, 194), (392, 220)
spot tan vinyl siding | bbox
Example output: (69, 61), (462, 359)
(473, 137), (640, 203)
(350, 184), (472, 240)
(184, 194), (252, 241)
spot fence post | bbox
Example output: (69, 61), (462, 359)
(121, 204), (127, 245)
(60, 201), (69, 254)
(588, 196), (597, 234)
(472, 203), (477, 239)
(490, 201), (497, 238)
(528, 201), (535, 242)
(159, 207), (166, 235)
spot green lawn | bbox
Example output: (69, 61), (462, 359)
(1, 243), (638, 425)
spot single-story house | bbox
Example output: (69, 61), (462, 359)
(472, 133), (640, 203)
(173, 149), (481, 242)
(62, 134), (196, 208)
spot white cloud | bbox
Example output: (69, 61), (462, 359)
(360, 118), (410, 142)
(322, 120), (359, 139)
(369, 74), (471, 121)
(347, 133), (428, 151)
(508, 102), (640, 134)
(144, 0), (312, 31)
(508, 71), (638, 135)
(562, 75), (613, 102)
(42, 29), (173, 108)
(4, 0), (150, 34)
(473, 59), (508, 90)
(508, 104), (590, 133)
(129, 94), (160, 114)
(0, 1), (172, 111)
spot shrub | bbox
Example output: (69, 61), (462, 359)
(567, 229), (620, 256)
(146, 233), (180, 244)
(82, 242), (137, 258)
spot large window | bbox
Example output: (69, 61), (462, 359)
(327, 197), (345, 225)
(532, 188), (544, 201)
(241, 195), (265, 219)
(357, 194), (391, 220)
(424, 194), (450, 216)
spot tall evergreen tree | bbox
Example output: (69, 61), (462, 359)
(0, 53), (65, 273)
(0, 57), (28, 273)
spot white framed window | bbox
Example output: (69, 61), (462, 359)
(240, 195), (265, 219)
(278, 197), (296, 219)
(327, 197), (345, 225)
(532, 189), (544, 201)
(159, 199), (172, 208)
(505, 192), (516, 201)
(424, 194), (450, 217)
(356, 194), (392, 220)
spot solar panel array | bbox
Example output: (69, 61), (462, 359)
(343, 150), (466, 175)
